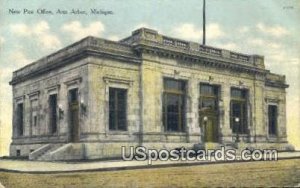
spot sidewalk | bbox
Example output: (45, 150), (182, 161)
(0, 151), (300, 173)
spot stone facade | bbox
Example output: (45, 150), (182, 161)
(9, 28), (292, 160)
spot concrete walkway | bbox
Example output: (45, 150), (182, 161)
(0, 151), (300, 173)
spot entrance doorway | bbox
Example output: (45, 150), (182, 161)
(200, 115), (218, 142)
(69, 88), (79, 142)
(199, 84), (219, 143)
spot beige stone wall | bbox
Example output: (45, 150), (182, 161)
(10, 52), (288, 158)
(11, 58), (89, 149)
(85, 57), (141, 142)
(140, 53), (286, 145)
(265, 86), (287, 142)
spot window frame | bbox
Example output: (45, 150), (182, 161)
(268, 105), (278, 136)
(162, 78), (186, 132)
(30, 99), (39, 136)
(230, 87), (248, 134)
(16, 102), (24, 136)
(49, 94), (58, 134)
(199, 83), (219, 113)
(109, 87), (128, 131)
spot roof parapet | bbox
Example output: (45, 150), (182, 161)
(266, 72), (288, 88)
(120, 27), (265, 67)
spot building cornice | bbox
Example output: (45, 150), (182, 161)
(265, 73), (289, 89)
(10, 37), (141, 85)
(9, 28), (287, 89)
(134, 42), (267, 76)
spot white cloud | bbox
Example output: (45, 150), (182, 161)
(266, 51), (289, 64)
(238, 26), (249, 33)
(107, 35), (120, 41)
(133, 23), (158, 33)
(61, 21), (105, 41)
(0, 69), (12, 82)
(247, 38), (281, 50)
(207, 23), (225, 39)
(217, 42), (239, 51)
(0, 36), (5, 45)
(171, 23), (224, 42)
(248, 38), (264, 46)
(256, 23), (288, 37)
(10, 21), (61, 50)
(9, 51), (32, 67)
(10, 23), (31, 37)
(0, 51), (33, 80)
(172, 23), (202, 41)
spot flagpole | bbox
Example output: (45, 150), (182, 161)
(202, 0), (206, 45)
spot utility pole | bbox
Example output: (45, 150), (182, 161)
(202, 0), (206, 45)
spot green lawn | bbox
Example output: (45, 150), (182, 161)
(0, 159), (300, 187)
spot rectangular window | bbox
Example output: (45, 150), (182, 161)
(49, 94), (57, 134)
(268, 105), (278, 136)
(109, 88), (127, 131)
(230, 88), (248, 134)
(33, 115), (37, 126)
(231, 88), (247, 98)
(16, 149), (21, 156)
(68, 88), (79, 142)
(17, 103), (24, 136)
(199, 84), (218, 111)
(163, 78), (186, 132)
(69, 89), (78, 103)
(30, 99), (38, 135)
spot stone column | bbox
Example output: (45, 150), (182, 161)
(24, 95), (30, 137)
(187, 75), (200, 143)
(253, 80), (267, 142)
(278, 95), (287, 142)
(220, 84), (232, 143)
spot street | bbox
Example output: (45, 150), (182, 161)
(0, 159), (299, 187)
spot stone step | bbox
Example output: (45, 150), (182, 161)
(36, 144), (63, 160)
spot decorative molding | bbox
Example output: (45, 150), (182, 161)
(265, 98), (280, 104)
(28, 90), (40, 99)
(15, 95), (25, 103)
(265, 81), (288, 89)
(46, 84), (60, 94)
(103, 76), (133, 86)
(64, 76), (82, 86)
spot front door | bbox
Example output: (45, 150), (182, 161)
(69, 88), (79, 142)
(199, 84), (219, 143)
(202, 115), (218, 142)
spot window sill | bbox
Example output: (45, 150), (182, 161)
(163, 132), (187, 136)
(108, 130), (129, 135)
(232, 133), (248, 136)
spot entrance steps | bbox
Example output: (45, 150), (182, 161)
(193, 142), (239, 151)
(29, 144), (63, 160)
(30, 142), (295, 161)
(193, 142), (295, 153)
(29, 143), (85, 161)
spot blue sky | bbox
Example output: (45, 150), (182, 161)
(0, 0), (299, 155)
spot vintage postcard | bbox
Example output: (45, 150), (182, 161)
(0, 0), (299, 187)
